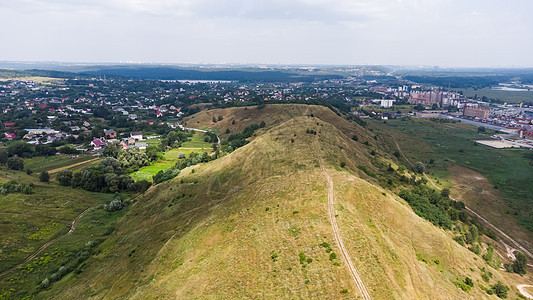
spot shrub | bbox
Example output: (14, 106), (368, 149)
(39, 171), (50, 183)
(511, 252), (528, 275)
(104, 198), (125, 212)
(41, 277), (50, 288)
(329, 253), (337, 260)
(340, 161), (346, 168)
(7, 156), (24, 170)
(56, 169), (73, 186)
(487, 281), (509, 298)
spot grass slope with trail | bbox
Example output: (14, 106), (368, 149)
(38, 105), (525, 299)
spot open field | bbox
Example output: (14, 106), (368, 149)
(373, 117), (533, 232)
(458, 87), (533, 103)
(448, 165), (533, 259)
(24, 155), (99, 174)
(0, 76), (64, 84)
(130, 148), (209, 182)
(180, 133), (213, 148)
(0, 167), (121, 299)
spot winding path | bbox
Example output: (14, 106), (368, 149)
(518, 285), (533, 299)
(315, 125), (371, 300)
(0, 207), (93, 278)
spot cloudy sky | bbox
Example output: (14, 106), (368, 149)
(1, 0), (532, 67)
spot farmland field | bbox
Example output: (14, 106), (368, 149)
(24, 155), (99, 174)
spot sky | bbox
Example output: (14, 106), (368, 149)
(1, 0), (532, 67)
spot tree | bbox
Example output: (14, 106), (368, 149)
(478, 126), (487, 133)
(40, 171), (50, 183)
(0, 149), (7, 165)
(56, 170), (73, 186)
(145, 145), (162, 161)
(102, 142), (121, 158)
(415, 161), (425, 174)
(511, 252), (528, 275)
(260, 121), (266, 128)
(7, 156), (24, 170)
(441, 188), (450, 198)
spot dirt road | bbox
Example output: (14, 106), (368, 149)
(48, 158), (100, 175)
(0, 207), (93, 278)
(316, 126), (371, 300)
(518, 285), (533, 299)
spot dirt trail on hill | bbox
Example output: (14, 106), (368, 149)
(518, 285), (533, 299)
(0, 207), (93, 278)
(315, 125), (372, 300)
(48, 158), (100, 174)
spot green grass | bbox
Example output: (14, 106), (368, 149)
(24, 155), (96, 173)
(181, 134), (213, 148)
(0, 168), (118, 299)
(458, 87), (533, 103)
(375, 117), (533, 230)
(130, 148), (208, 182)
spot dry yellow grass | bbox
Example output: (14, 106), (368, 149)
(41, 105), (528, 299)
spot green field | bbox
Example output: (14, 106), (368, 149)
(0, 168), (120, 299)
(458, 87), (533, 103)
(24, 155), (97, 173)
(180, 134), (213, 148)
(130, 148), (208, 182)
(373, 117), (533, 230)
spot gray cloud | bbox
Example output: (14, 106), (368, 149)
(1, 0), (532, 66)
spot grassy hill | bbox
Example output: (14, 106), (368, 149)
(37, 105), (526, 299)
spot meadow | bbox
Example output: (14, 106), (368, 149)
(458, 87), (533, 104)
(374, 117), (533, 231)
(0, 168), (119, 299)
(130, 148), (208, 182)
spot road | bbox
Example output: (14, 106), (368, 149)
(315, 126), (372, 300)
(0, 207), (93, 278)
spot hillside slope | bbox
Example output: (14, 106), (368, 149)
(43, 106), (525, 299)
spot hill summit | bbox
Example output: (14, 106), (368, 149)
(43, 105), (523, 299)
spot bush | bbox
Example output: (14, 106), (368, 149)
(487, 281), (509, 298)
(7, 156), (24, 170)
(511, 252), (528, 275)
(41, 277), (50, 289)
(340, 162), (346, 168)
(56, 169), (73, 186)
(39, 171), (50, 183)
(104, 198), (125, 212)
(415, 161), (425, 174)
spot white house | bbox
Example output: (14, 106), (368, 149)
(130, 131), (143, 140)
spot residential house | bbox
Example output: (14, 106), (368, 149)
(4, 133), (16, 140)
(104, 129), (117, 139)
(90, 139), (106, 150)
(134, 142), (148, 150)
(130, 131), (143, 140)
